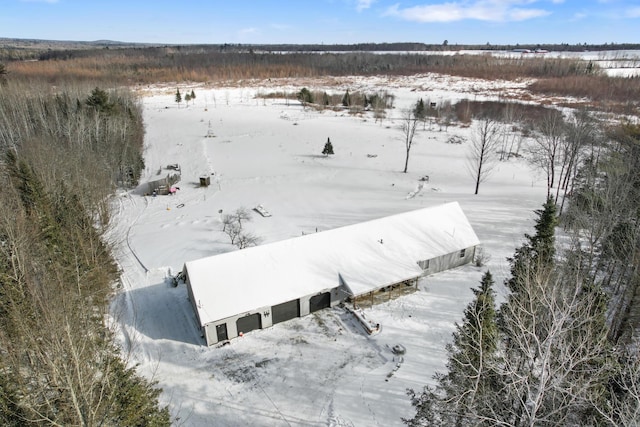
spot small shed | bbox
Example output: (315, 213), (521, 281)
(147, 173), (181, 195)
(183, 202), (480, 345)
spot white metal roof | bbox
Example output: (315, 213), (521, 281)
(185, 202), (479, 326)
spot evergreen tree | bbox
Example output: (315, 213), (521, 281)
(297, 87), (313, 105)
(342, 89), (351, 107)
(322, 138), (334, 156)
(531, 196), (558, 264)
(507, 197), (557, 292)
(0, 63), (7, 85)
(190, 89), (196, 99)
(414, 98), (426, 121)
(322, 91), (330, 106)
(406, 271), (498, 426)
(175, 88), (182, 107)
(0, 85), (169, 425)
(86, 87), (112, 113)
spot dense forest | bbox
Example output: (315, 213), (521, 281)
(0, 78), (169, 424)
(404, 120), (640, 425)
(1, 42), (639, 425)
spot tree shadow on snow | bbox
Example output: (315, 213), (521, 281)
(296, 153), (331, 159)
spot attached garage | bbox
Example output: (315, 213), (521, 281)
(236, 313), (261, 335)
(272, 299), (300, 325)
(309, 292), (331, 313)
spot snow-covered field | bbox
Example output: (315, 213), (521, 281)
(109, 75), (550, 426)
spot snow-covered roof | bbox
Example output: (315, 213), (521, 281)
(185, 202), (479, 326)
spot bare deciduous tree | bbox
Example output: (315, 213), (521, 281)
(234, 207), (252, 228)
(493, 266), (615, 427)
(555, 110), (595, 211)
(220, 207), (261, 249)
(528, 110), (565, 198)
(467, 117), (501, 195)
(222, 216), (242, 245)
(400, 108), (419, 173)
(499, 102), (525, 160)
(590, 349), (640, 426)
(236, 231), (262, 249)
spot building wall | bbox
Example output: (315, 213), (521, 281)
(183, 268), (206, 330)
(204, 305), (271, 346)
(203, 287), (340, 346)
(419, 245), (476, 276)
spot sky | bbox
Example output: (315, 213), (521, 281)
(2, 0), (639, 45)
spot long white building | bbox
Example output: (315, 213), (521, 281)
(183, 202), (480, 346)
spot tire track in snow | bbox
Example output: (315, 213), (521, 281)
(112, 191), (151, 357)
(123, 192), (150, 273)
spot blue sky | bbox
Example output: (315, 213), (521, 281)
(2, 0), (639, 45)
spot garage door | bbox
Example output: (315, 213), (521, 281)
(236, 313), (262, 335)
(309, 292), (331, 313)
(272, 299), (300, 325)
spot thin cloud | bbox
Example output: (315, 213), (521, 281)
(238, 28), (259, 36)
(270, 23), (292, 31)
(385, 1), (552, 23)
(571, 11), (587, 21)
(626, 7), (640, 18)
(356, 0), (375, 11)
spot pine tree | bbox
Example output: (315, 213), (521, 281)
(0, 63), (8, 85)
(405, 271), (498, 426)
(297, 87), (313, 105)
(531, 196), (558, 265)
(322, 138), (334, 156)
(322, 92), (330, 106)
(86, 87), (112, 113)
(414, 98), (426, 121)
(175, 88), (182, 107)
(342, 89), (351, 107)
(190, 89), (196, 99)
(507, 197), (557, 292)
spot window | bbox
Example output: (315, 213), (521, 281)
(459, 249), (466, 258)
(418, 259), (430, 270)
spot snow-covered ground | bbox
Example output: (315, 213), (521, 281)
(109, 76), (550, 426)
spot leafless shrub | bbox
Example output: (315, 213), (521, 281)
(236, 231), (262, 249)
(529, 75), (640, 115)
(473, 246), (491, 267)
(221, 207), (260, 249)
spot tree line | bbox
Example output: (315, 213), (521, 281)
(0, 78), (170, 425)
(3, 45), (638, 116)
(3, 39), (639, 62)
(405, 122), (640, 426)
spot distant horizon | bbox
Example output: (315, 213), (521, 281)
(2, 1), (639, 46)
(2, 36), (639, 49)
